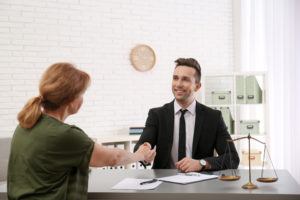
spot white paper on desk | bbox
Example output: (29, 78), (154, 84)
(112, 178), (162, 190)
(158, 172), (218, 184)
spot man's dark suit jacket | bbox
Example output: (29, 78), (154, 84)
(134, 100), (240, 170)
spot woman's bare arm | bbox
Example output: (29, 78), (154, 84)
(89, 142), (156, 167)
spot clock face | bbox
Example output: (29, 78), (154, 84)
(130, 44), (156, 72)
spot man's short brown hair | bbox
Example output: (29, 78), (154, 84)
(175, 58), (201, 83)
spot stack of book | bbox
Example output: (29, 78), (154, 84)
(129, 127), (144, 135)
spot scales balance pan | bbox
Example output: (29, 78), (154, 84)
(218, 134), (278, 188)
(219, 175), (240, 181)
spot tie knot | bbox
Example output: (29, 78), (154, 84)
(180, 109), (188, 115)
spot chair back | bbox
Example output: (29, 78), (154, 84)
(0, 137), (12, 181)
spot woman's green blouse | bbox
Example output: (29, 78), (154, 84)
(7, 114), (94, 200)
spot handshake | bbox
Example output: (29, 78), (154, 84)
(135, 142), (156, 164)
(134, 142), (209, 173)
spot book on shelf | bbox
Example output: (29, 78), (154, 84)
(129, 127), (145, 135)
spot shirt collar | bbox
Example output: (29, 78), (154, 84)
(174, 99), (196, 116)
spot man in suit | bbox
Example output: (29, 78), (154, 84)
(134, 58), (239, 172)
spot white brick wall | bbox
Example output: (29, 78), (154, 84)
(0, 0), (234, 138)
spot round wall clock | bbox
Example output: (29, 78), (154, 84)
(130, 44), (156, 72)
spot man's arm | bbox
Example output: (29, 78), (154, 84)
(134, 109), (158, 154)
(176, 111), (239, 172)
(204, 112), (240, 170)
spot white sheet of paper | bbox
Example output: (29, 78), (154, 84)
(112, 178), (162, 190)
(158, 172), (218, 184)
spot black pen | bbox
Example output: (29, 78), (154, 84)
(139, 161), (147, 169)
(140, 179), (158, 185)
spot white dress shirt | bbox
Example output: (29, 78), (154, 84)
(170, 99), (196, 168)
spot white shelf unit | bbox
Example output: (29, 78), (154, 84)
(195, 72), (270, 169)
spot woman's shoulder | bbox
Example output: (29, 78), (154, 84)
(36, 114), (86, 137)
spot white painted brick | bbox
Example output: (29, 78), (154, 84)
(0, 56), (22, 62)
(11, 0), (46, 7)
(11, 5), (35, 12)
(0, 16), (9, 21)
(0, 45), (23, 51)
(23, 57), (48, 63)
(0, 2), (10, 10)
(0, 73), (11, 79)
(0, 0), (234, 138)
(0, 33), (23, 41)
(12, 73), (38, 80)
(0, 27), (9, 33)
(9, 15), (34, 23)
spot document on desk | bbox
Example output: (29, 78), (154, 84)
(158, 172), (218, 184)
(112, 178), (162, 190)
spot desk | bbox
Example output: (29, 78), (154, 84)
(1, 169), (300, 200)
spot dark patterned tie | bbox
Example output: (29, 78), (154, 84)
(178, 109), (188, 161)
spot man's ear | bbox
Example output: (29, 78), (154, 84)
(194, 82), (201, 92)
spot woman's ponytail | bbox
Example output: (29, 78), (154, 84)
(17, 96), (42, 129)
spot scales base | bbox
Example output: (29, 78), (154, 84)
(242, 182), (258, 189)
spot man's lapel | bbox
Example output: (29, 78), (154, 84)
(192, 102), (205, 157)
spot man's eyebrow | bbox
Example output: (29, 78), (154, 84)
(182, 76), (191, 79)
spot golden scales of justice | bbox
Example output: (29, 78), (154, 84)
(218, 133), (278, 189)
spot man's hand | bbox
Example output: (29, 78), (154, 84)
(135, 142), (156, 163)
(175, 157), (202, 173)
(143, 142), (156, 163)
